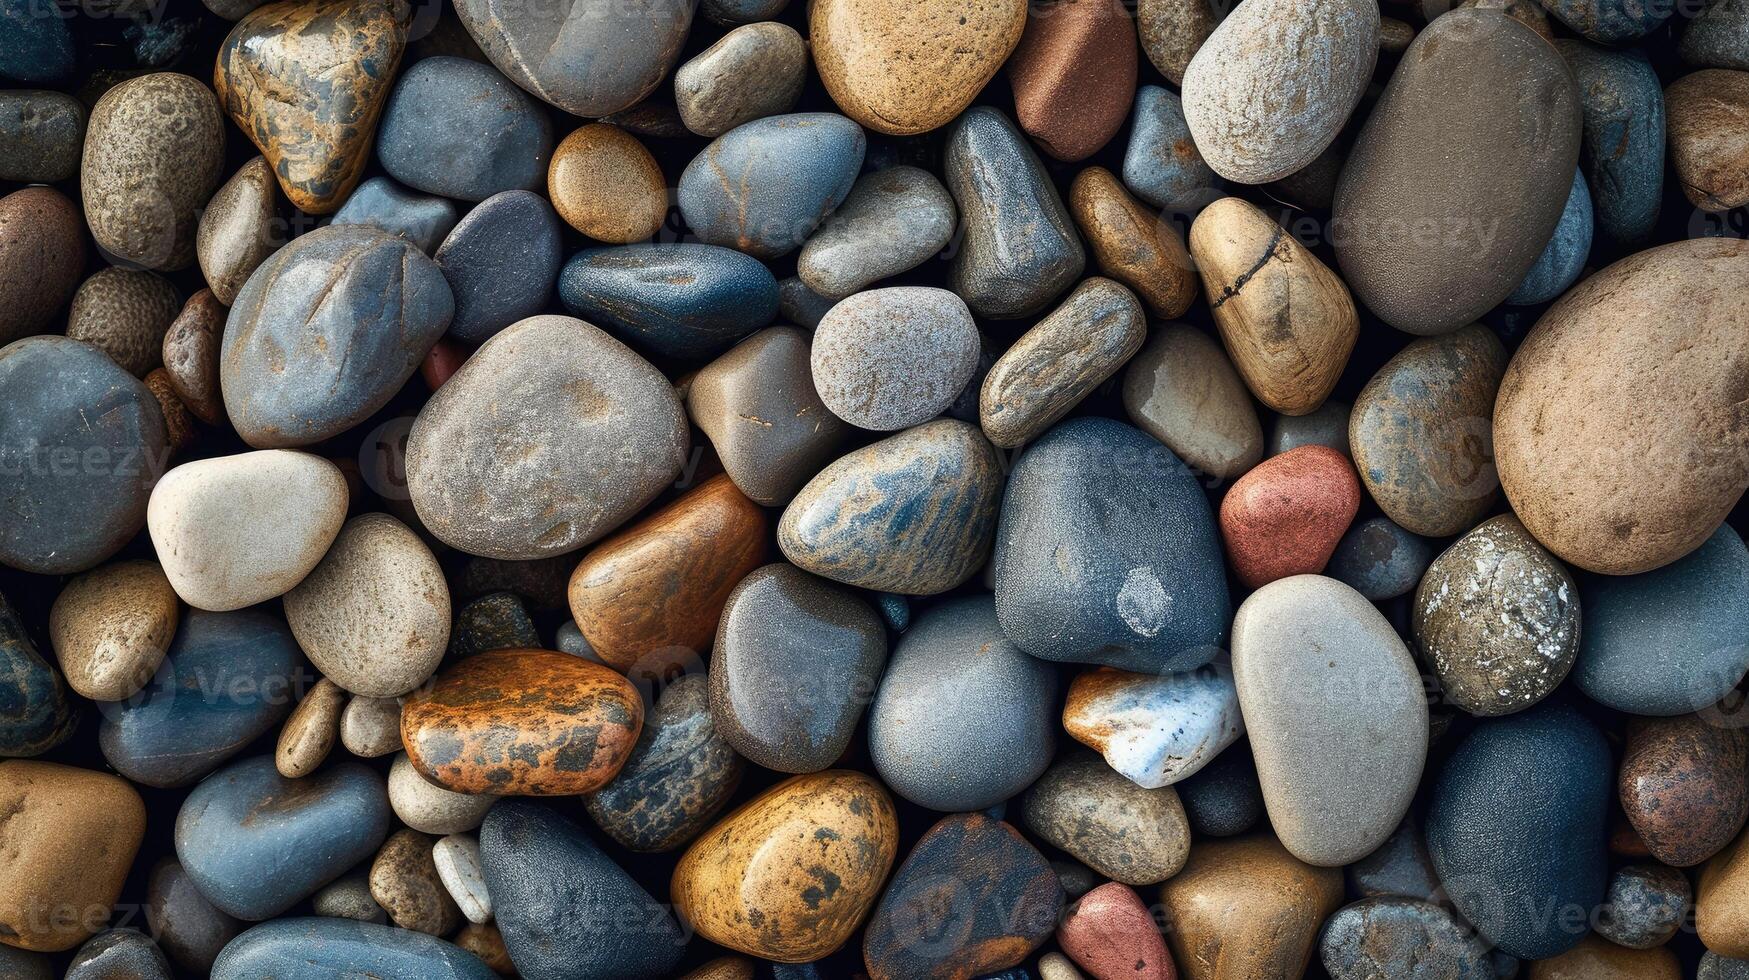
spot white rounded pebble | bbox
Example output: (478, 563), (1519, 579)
(810, 286), (980, 431)
(341, 695), (404, 758)
(389, 752), (498, 835)
(432, 834), (491, 924)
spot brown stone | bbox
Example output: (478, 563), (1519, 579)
(1378, 16), (1414, 51)
(1068, 167), (1198, 319)
(143, 369), (195, 456)
(160, 289), (226, 426)
(1699, 827), (1749, 958)
(1137, 0), (1217, 85)
(1007, 0), (1138, 161)
(401, 649), (643, 796)
(275, 677), (345, 779)
(1021, 751), (1192, 887)
(65, 267), (180, 377)
(369, 828), (462, 936)
(452, 922), (515, 976)
(0, 761), (148, 952)
(1621, 713), (1749, 868)
(0, 187), (85, 346)
(680, 956), (756, 980)
(1527, 934), (1682, 980)
(1219, 445), (1359, 589)
(672, 770), (899, 963)
(1057, 882), (1173, 980)
(420, 339), (466, 392)
(1460, 0), (1555, 40)
(1667, 69), (1749, 212)
(48, 559), (179, 703)
(196, 156), (282, 306)
(1121, 324), (1262, 482)
(547, 123), (668, 244)
(1157, 834), (1344, 980)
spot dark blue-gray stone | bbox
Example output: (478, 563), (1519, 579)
(867, 596), (1058, 812)
(0, 89), (84, 183)
(1703, 952), (1749, 980)
(1326, 515), (1436, 602)
(212, 918), (495, 980)
(702, 0), (786, 24)
(0, 590), (76, 758)
(1123, 85), (1220, 212)
(436, 190), (563, 344)
(875, 592), (910, 632)
(331, 176), (460, 254)
(148, 857), (242, 976)
(1507, 169), (1592, 306)
(0, 945), (51, 980)
(1543, 0), (1673, 42)
(944, 106), (1085, 319)
(778, 275), (834, 329)
(481, 800), (687, 980)
(67, 929), (172, 980)
(175, 756), (392, 921)
(447, 591), (541, 659)
(221, 223), (454, 448)
(0, 336), (167, 575)
(1682, 1), (1749, 71)
(1557, 40), (1664, 247)
(98, 608), (303, 788)
(677, 112), (865, 259)
(1176, 741), (1264, 838)
(1575, 523), (1749, 715)
(0, 0), (74, 85)
(377, 55), (553, 202)
(558, 243), (778, 360)
(992, 417), (1230, 673)
(124, 14), (200, 67)
(1425, 701), (1611, 960)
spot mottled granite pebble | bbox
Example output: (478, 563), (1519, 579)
(1597, 863), (1690, 949)
(66, 266), (180, 377)
(1022, 750), (1190, 886)
(1319, 898), (1494, 980)
(0, 89), (83, 182)
(812, 286), (979, 431)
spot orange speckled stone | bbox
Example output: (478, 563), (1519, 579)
(400, 649), (643, 796)
(567, 473), (768, 675)
(548, 123), (669, 244)
(1219, 444), (1360, 590)
(672, 770), (899, 963)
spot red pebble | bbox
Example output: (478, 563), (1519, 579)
(421, 339), (467, 391)
(1057, 882), (1175, 980)
(1219, 444), (1360, 590)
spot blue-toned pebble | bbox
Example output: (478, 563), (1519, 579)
(555, 620), (605, 663)
(875, 592), (909, 632)
(1683, 1), (1749, 70)
(778, 275), (834, 329)
(1557, 40), (1665, 247)
(1268, 400), (1351, 457)
(0, 946), (51, 979)
(559, 243), (779, 360)
(1508, 169), (1592, 306)
(0, 89), (84, 183)
(0, 0), (74, 85)
(67, 929), (172, 980)
(331, 176), (460, 255)
(1123, 85), (1220, 212)
(1326, 515), (1435, 601)
(212, 917), (495, 980)
(678, 112), (866, 258)
(377, 56), (553, 202)
(1543, 0), (1672, 42)
(0, 590), (76, 758)
(436, 190), (562, 344)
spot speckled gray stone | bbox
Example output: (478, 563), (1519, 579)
(555, 620), (605, 664)
(67, 929), (172, 980)
(797, 166), (955, 300)
(1318, 898), (1494, 980)
(331, 176), (460, 255)
(1596, 863), (1689, 949)
(377, 56), (553, 202)
(678, 112), (866, 259)
(435, 190), (562, 344)
(0, 89), (83, 183)
(1326, 516), (1434, 602)
(147, 857), (242, 975)
(675, 22), (807, 138)
(0, 946), (51, 980)
(811, 286), (980, 431)
(1684, 0), (1749, 69)
(778, 276), (834, 329)
(1123, 85), (1219, 212)
(1702, 952), (1749, 980)
(1346, 817), (1442, 904)
(1268, 400), (1351, 457)
(584, 673), (742, 851)
(1021, 750), (1191, 886)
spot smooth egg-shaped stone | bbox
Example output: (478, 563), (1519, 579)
(945, 106), (1086, 319)
(436, 190), (563, 345)
(797, 166), (956, 300)
(1158, 834), (1344, 980)
(678, 113), (866, 259)
(1425, 701), (1611, 959)
(401, 649), (643, 796)
(675, 22), (808, 138)
(146, 858), (240, 975)
(559, 244), (779, 361)
(1319, 898), (1496, 980)
(1494, 238), (1749, 575)
(1181, 0), (1378, 183)
(482, 800), (687, 979)
(0, 186), (84, 345)
(1326, 516), (1434, 602)
(277, 677), (344, 779)
(1668, 68), (1749, 212)
(993, 417), (1230, 673)
(548, 123), (669, 244)
(1006, 0), (1138, 162)
(197, 157), (281, 306)
(779, 419), (1003, 595)
(331, 176), (459, 255)
(1121, 323), (1263, 481)
(0, 761), (146, 952)
(1068, 167), (1198, 319)
(672, 770), (899, 962)
(98, 608), (302, 788)
(376, 56), (552, 202)
(0, 592), (76, 758)
(212, 918), (495, 980)
(1558, 41), (1664, 247)
(1543, 0), (1671, 41)
(867, 596), (1058, 811)
(407, 315), (689, 559)
(1333, 8), (1580, 335)
(1022, 750), (1192, 886)
(1123, 85), (1219, 212)
(1507, 169), (1592, 306)
(0, 336), (166, 575)
(1621, 712), (1749, 868)
(1063, 663), (1244, 790)
(813, 286), (980, 431)
(1233, 575), (1427, 867)
(176, 756), (392, 920)
(1220, 445), (1360, 589)
(1699, 826), (1749, 958)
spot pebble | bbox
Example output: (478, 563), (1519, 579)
(0, 89), (83, 183)
(453, 924), (512, 976)
(779, 275), (835, 328)
(215, 0), (408, 213)
(1120, 323), (1263, 481)
(446, 592), (541, 660)
(1063, 663), (1244, 790)
(457, 555), (573, 612)
(1703, 953), (1749, 980)
(0, 760), (145, 952)
(584, 673), (743, 851)
(679, 113), (865, 258)
(703, 0), (786, 23)
(945, 107), (1085, 318)
(1319, 898), (1495, 980)
(341, 695), (403, 758)
(1701, 826), (1749, 957)
(1137, 0), (1216, 85)
(569, 474), (766, 674)
(65, 266), (179, 377)
(812, 286), (980, 431)
(388, 752), (497, 836)
(1022, 750), (1191, 886)
(176, 756), (392, 921)
(1425, 702), (1611, 958)
(1175, 743), (1264, 837)
(686, 327), (851, 506)
(0, 337), (166, 575)
(330, 176), (459, 254)
(1619, 712), (1749, 867)
(1597, 863), (1690, 949)
(810, 0), (1025, 135)
(146, 858), (241, 975)
(1269, 400), (1351, 457)
(1508, 169), (1593, 306)
(1531, 935), (1683, 979)
(1219, 445), (1360, 589)
(1040, 952), (1087, 980)
(312, 870), (387, 923)
(672, 770), (899, 962)
(48, 559), (178, 702)
(994, 417), (1230, 672)
(66, 929), (172, 980)
(1181, 0), (1377, 183)
(1557, 41), (1665, 247)
(377, 56), (552, 202)
(1123, 85), (1219, 214)
(1543, 0), (1671, 42)
(0, 187), (84, 344)
(284, 513), (451, 697)
(1157, 834), (1343, 980)
(370, 828), (462, 936)
(1684, 0), (1749, 69)
(1054, 882), (1171, 980)
(406, 315), (689, 559)
(1007, 0), (1137, 161)
(275, 677), (345, 779)
(433, 834), (490, 924)
(558, 244), (779, 361)
(196, 157), (281, 306)
(1347, 816), (1442, 903)
(867, 596), (1058, 811)
(1327, 516), (1434, 601)
(862, 813), (1062, 980)
(675, 22), (808, 138)
(546, 123), (667, 244)
(436, 190), (564, 344)
(1413, 514), (1580, 717)
(1189, 196), (1357, 414)
(1668, 68), (1749, 211)
(1067, 167), (1198, 318)
(211, 918), (495, 979)
(797, 166), (955, 300)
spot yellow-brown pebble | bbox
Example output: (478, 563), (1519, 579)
(680, 955), (757, 980)
(276, 677), (346, 778)
(48, 559), (179, 702)
(1699, 826), (1749, 957)
(548, 124), (668, 243)
(1069, 166), (1198, 319)
(369, 828), (462, 937)
(1156, 834), (1344, 980)
(1527, 935), (1681, 980)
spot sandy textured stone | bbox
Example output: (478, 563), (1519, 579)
(143, 369), (195, 457)
(340, 695), (402, 759)
(369, 829), (461, 936)
(1667, 68), (1749, 211)
(1158, 834), (1344, 980)
(0, 761), (147, 952)
(1138, 0), (1217, 85)
(196, 157), (280, 306)
(1007, 0), (1138, 161)
(1064, 664), (1244, 790)
(66, 267), (180, 378)
(547, 123), (667, 244)
(676, 22), (807, 138)
(49, 560), (178, 702)
(161, 290), (225, 425)
(1022, 751), (1191, 886)
(1068, 166), (1198, 318)
(1122, 324), (1262, 481)
(1528, 934), (1682, 980)
(1701, 829), (1749, 958)
(275, 678), (344, 779)
(1319, 898), (1496, 980)
(0, 90), (83, 184)
(811, 286), (980, 431)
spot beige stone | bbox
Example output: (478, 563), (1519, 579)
(48, 560), (179, 702)
(341, 695), (403, 758)
(276, 677), (345, 778)
(1121, 324), (1262, 481)
(0, 761), (147, 952)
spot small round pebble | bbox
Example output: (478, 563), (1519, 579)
(1175, 742), (1265, 838)
(146, 858), (241, 975)
(1319, 898), (1494, 980)
(1219, 445), (1360, 589)
(1122, 323), (1262, 481)
(1022, 750), (1191, 886)
(66, 266), (180, 377)
(558, 244), (778, 361)
(797, 165), (955, 300)
(312, 870), (387, 924)
(341, 695), (403, 758)
(48, 559), (179, 702)
(675, 22), (807, 138)
(678, 112), (866, 259)
(1596, 863), (1691, 949)
(275, 677), (345, 779)
(547, 123), (668, 244)
(1326, 516), (1434, 602)
(388, 752), (499, 836)
(160, 289), (226, 424)
(0, 186), (85, 345)
(370, 828), (462, 936)
(812, 286), (979, 431)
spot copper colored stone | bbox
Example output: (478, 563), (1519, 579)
(160, 290), (226, 426)
(1156, 834), (1344, 980)
(0, 187), (85, 345)
(1218, 445), (1360, 589)
(1068, 167), (1198, 319)
(143, 368), (196, 456)
(452, 922), (515, 976)
(1058, 882), (1175, 980)
(1698, 826), (1749, 957)
(1007, 0), (1137, 161)
(420, 339), (466, 392)
(547, 123), (669, 244)
(1667, 69), (1749, 212)
(1620, 712), (1749, 867)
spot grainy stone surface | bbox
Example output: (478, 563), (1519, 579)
(1121, 323), (1261, 482)
(377, 55), (552, 202)
(676, 22), (807, 138)
(341, 696), (402, 758)
(1327, 516), (1434, 602)
(1022, 751), (1191, 886)
(66, 266), (180, 378)
(48, 559), (178, 702)
(1123, 85), (1219, 213)
(275, 677), (345, 779)
(1596, 863), (1691, 949)
(1558, 40), (1665, 247)
(331, 176), (458, 254)
(0, 760), (146, 952)
(369, 828), (462, 936)
(1319, 898), (1495, 980)
(1668, 68), (1749, 211)
(980, 278), (1145, 448)
(797, 166), (955, 300)
(1068, 169), (1197, 319)
(1619, 712), (1749, 867)
(0, 89), (83, 183)
(1158, 833), (1343, 980)
(558, 243), (778, 361)
(0, 187), (84, 345)
(1137, 0), (1217, 85)
(196, 156), (280, 306)
(388, 752), (497, 835)
(811, 286), (980, 431)
(435, 190), (563, 345)
(1219, 445), (1360, 589)
(547, 123), (667, 244)
(678, 113), (866, 259)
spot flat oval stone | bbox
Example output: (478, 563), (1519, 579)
(672, 770), (899, 963)
(1333, 8), (1580, 335)
(0, 761), (145, 952)
(0, 89), (82, 183)
(1176, 743), (1264, 837)
(1543, 0), (1671, 41)
(1327, 516), (1433, 602)
(435, 190), (563, 345)
(1351, 324), (1508, 536)
(797, 166), (955, 300)
(568, 474), (768, 674)
(98, 608), (302, 788)
(0, 187), (84, 345)
(945, 107), (1085, 319)
(212, 918), (495, 980)
(432, 834), (489, 923)
(1507, 169), (1592, 306)
(277, 677), (344, 778)
(711, 564), (885, 773)
(1121, 323), (1262, 481)
(1426, 701), (1610, 959)
(65, 266), (180, 377)
(406, 314), (689, 559)
(1700, 830), (1749, 959)
(546, 123), (667, 245)
(1597, 863), (1690, 949)
(867, 596), (1058, 811)
(1620, 712), (1749, 867)
(861, 813), (1062, 980)
(196, 157), (280, 306)
(177, 756), (392, 921)
(1319, 898), (1495, 980)
(1233, 575), (1427, 866)
(377, 56), (551, 202)
(388, 752), (497, 835)
(221, 224), (453, 447)
(675, 22), (807, 138)
(1055, 882), (1172, 980)
(779, 419), (1003, 594)
(1063, 664), (1244, 790)
(1137, 0), (1216, 85)
(341, 694), (402, 758)
(0, 593), (76, 759)
(558, 244), (779, 361)
(1007, 0), (1137, 162)
(1413, 514), (1579, 717)
(678, 113), (865, 259)
(1068, 167), (1198, 319)
(1123, 85), (1220, 212)
(813, 286), (980, 431)
(147, 858), (241, 975)
(0, 336), (166, 575)
(1668, 68), (1749, 212)
(1557, 41), (1664, 247)
(1021, 750), (1191, 886)
(1158, 834), (1343, 980)
(1220, 445), (1360, 589)
(810, 0), (1025, 136)
(1182, 0), (1377, 183)
(370, 828), (461, 936)
(993, 417), (1230, 673)
(331, 176), (459, 254)
(49, 559), (179, 702)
